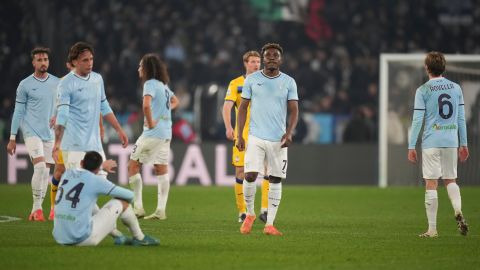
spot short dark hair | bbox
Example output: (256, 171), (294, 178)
(82, 151), (103, 172)
(140, 53), (170, 84)
(68, 42), (94, 62)
(31, 47), (50, 60)
(425, 51), (446, 76)
(261, 43), (283, 56)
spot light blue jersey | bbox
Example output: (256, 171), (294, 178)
(242, 70), (298, 141)
(53, 168), (133, 245)
(409, 77), (467, 149)
(10, 74), (59, 141)
(141, 79), (174, 139)
(56, 72), (113, 152)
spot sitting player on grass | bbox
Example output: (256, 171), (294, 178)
(52, 151), (159, 246)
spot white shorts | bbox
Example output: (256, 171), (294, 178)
(130, 136), (170, 165)
(25, 136), (54, 164)
(77, 199), (123, 246)
(63, 150), (107, 170)
(244, 135), (288, 178)
(422, 148), (457, 180)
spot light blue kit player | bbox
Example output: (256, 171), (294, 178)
(54, 41), (128, 170)
(7, 47), (59, 222)
(128, 54), (179, 220)
(236, 43), (299, 236)
(408, 51), (469, 238)
(53, 151), (159, 246)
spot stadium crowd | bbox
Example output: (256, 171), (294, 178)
(1, 0), (479, 143)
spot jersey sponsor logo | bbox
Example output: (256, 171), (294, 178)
(77, 88), (84, 92)
(31, 88), (38, 91)
(256, 83), (264, 86)
(432, 123), (457, 131)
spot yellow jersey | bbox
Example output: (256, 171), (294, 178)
(225, 75), (251, 141)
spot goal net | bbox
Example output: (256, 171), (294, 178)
(379, 54), (480, 187)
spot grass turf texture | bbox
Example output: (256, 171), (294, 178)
(0, 184), (479, 270)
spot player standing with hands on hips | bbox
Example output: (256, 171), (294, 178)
(236, 43), (299, 236)
(408, 51), (469, 238)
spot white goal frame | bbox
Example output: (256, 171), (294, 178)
(379, 53), (480, 187)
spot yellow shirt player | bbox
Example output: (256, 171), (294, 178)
(222, 51), (269, 223)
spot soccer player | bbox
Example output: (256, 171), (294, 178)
(236, 43), (299, 236)
(222, 51), (270, 223)
(53, 151), (159, 246)
(128, 53), (179, 219)
(7, 47), (60, 222)
(408, 51), (469, 238)
(53, 41), (128, 169)
(48, 59), (116, 220)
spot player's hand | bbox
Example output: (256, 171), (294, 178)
(280, 133), (293, 148)
(102, 159), (117, 173)
(408, 149), (417, 164)
(49, 116), (56, 129)
(117, 130), (129, 148)
(52, 145), (60, 163)
(226, 127), (234, 141)
(236, 137), (245, 151)
(6, 140), (16, 155)
(459, 146), (469, 162)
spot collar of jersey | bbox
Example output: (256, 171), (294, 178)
(73, 72), (91, 81)
(32, 74), (49, 82)
(428, 76), (443, 81)
(261, 70), (281, 79)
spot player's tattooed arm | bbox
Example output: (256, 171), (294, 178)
(53, 125), (65, 162)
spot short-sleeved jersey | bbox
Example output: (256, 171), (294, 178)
(10, 74), (59, 141)
(141, 79), (174, 139)
(241, 70), (299, 142)
(57, 72), (113, 152)
(53, 168), (133, 245)
(225, 75), (250, 140)
(408, 77), (467, 149)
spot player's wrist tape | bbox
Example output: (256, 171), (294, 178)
(10, 135), (16, 140)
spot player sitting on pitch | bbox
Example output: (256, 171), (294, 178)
(52, 151), (159, 246)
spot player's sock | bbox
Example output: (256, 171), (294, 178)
(243, 180), (256, 216)
(266, 182), (282, 225)
(425, 190), (438, 232)
(129, 173), (143, 209)
(31, 162), (47, 212)
(235, 178), (246, 213)
(50, 176), (60, 207)
(261, 177), (270, 212)
(120, 205), (145, 240)
(446, 182), (462, 215)
(40, 168), (50, 207)
(156, 174), (170, 211)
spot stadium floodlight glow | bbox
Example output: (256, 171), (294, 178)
(379, 53), (480, 188)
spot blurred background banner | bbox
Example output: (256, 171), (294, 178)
(0, 142), (377, 186)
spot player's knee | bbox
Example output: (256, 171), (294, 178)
(128, 160), (141, 176)
(244, 172), (257, 182)
(269, 176), (282, 184)
(33, 161), (47, 173)
(444, 179), (456, 186)
(154, 164), (168, 175)
(115, 199), (130, 211)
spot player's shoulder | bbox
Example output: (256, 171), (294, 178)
(229, 75), (245, 85)
(48, 73), (60, 82)
(245, 70), (262, 81)
(18, 74), (34, 87)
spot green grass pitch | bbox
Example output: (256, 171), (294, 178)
(1, 184), (479, 270)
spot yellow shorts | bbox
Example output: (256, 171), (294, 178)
(57, 149), (64, 165)
(232, 139), (247, 167)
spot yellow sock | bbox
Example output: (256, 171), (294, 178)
(235, 179), (246, 213)
(50, 183), (58, 208)
(261, 177), (270, 211)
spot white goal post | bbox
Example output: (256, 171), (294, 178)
(379, 54), (480, 187)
